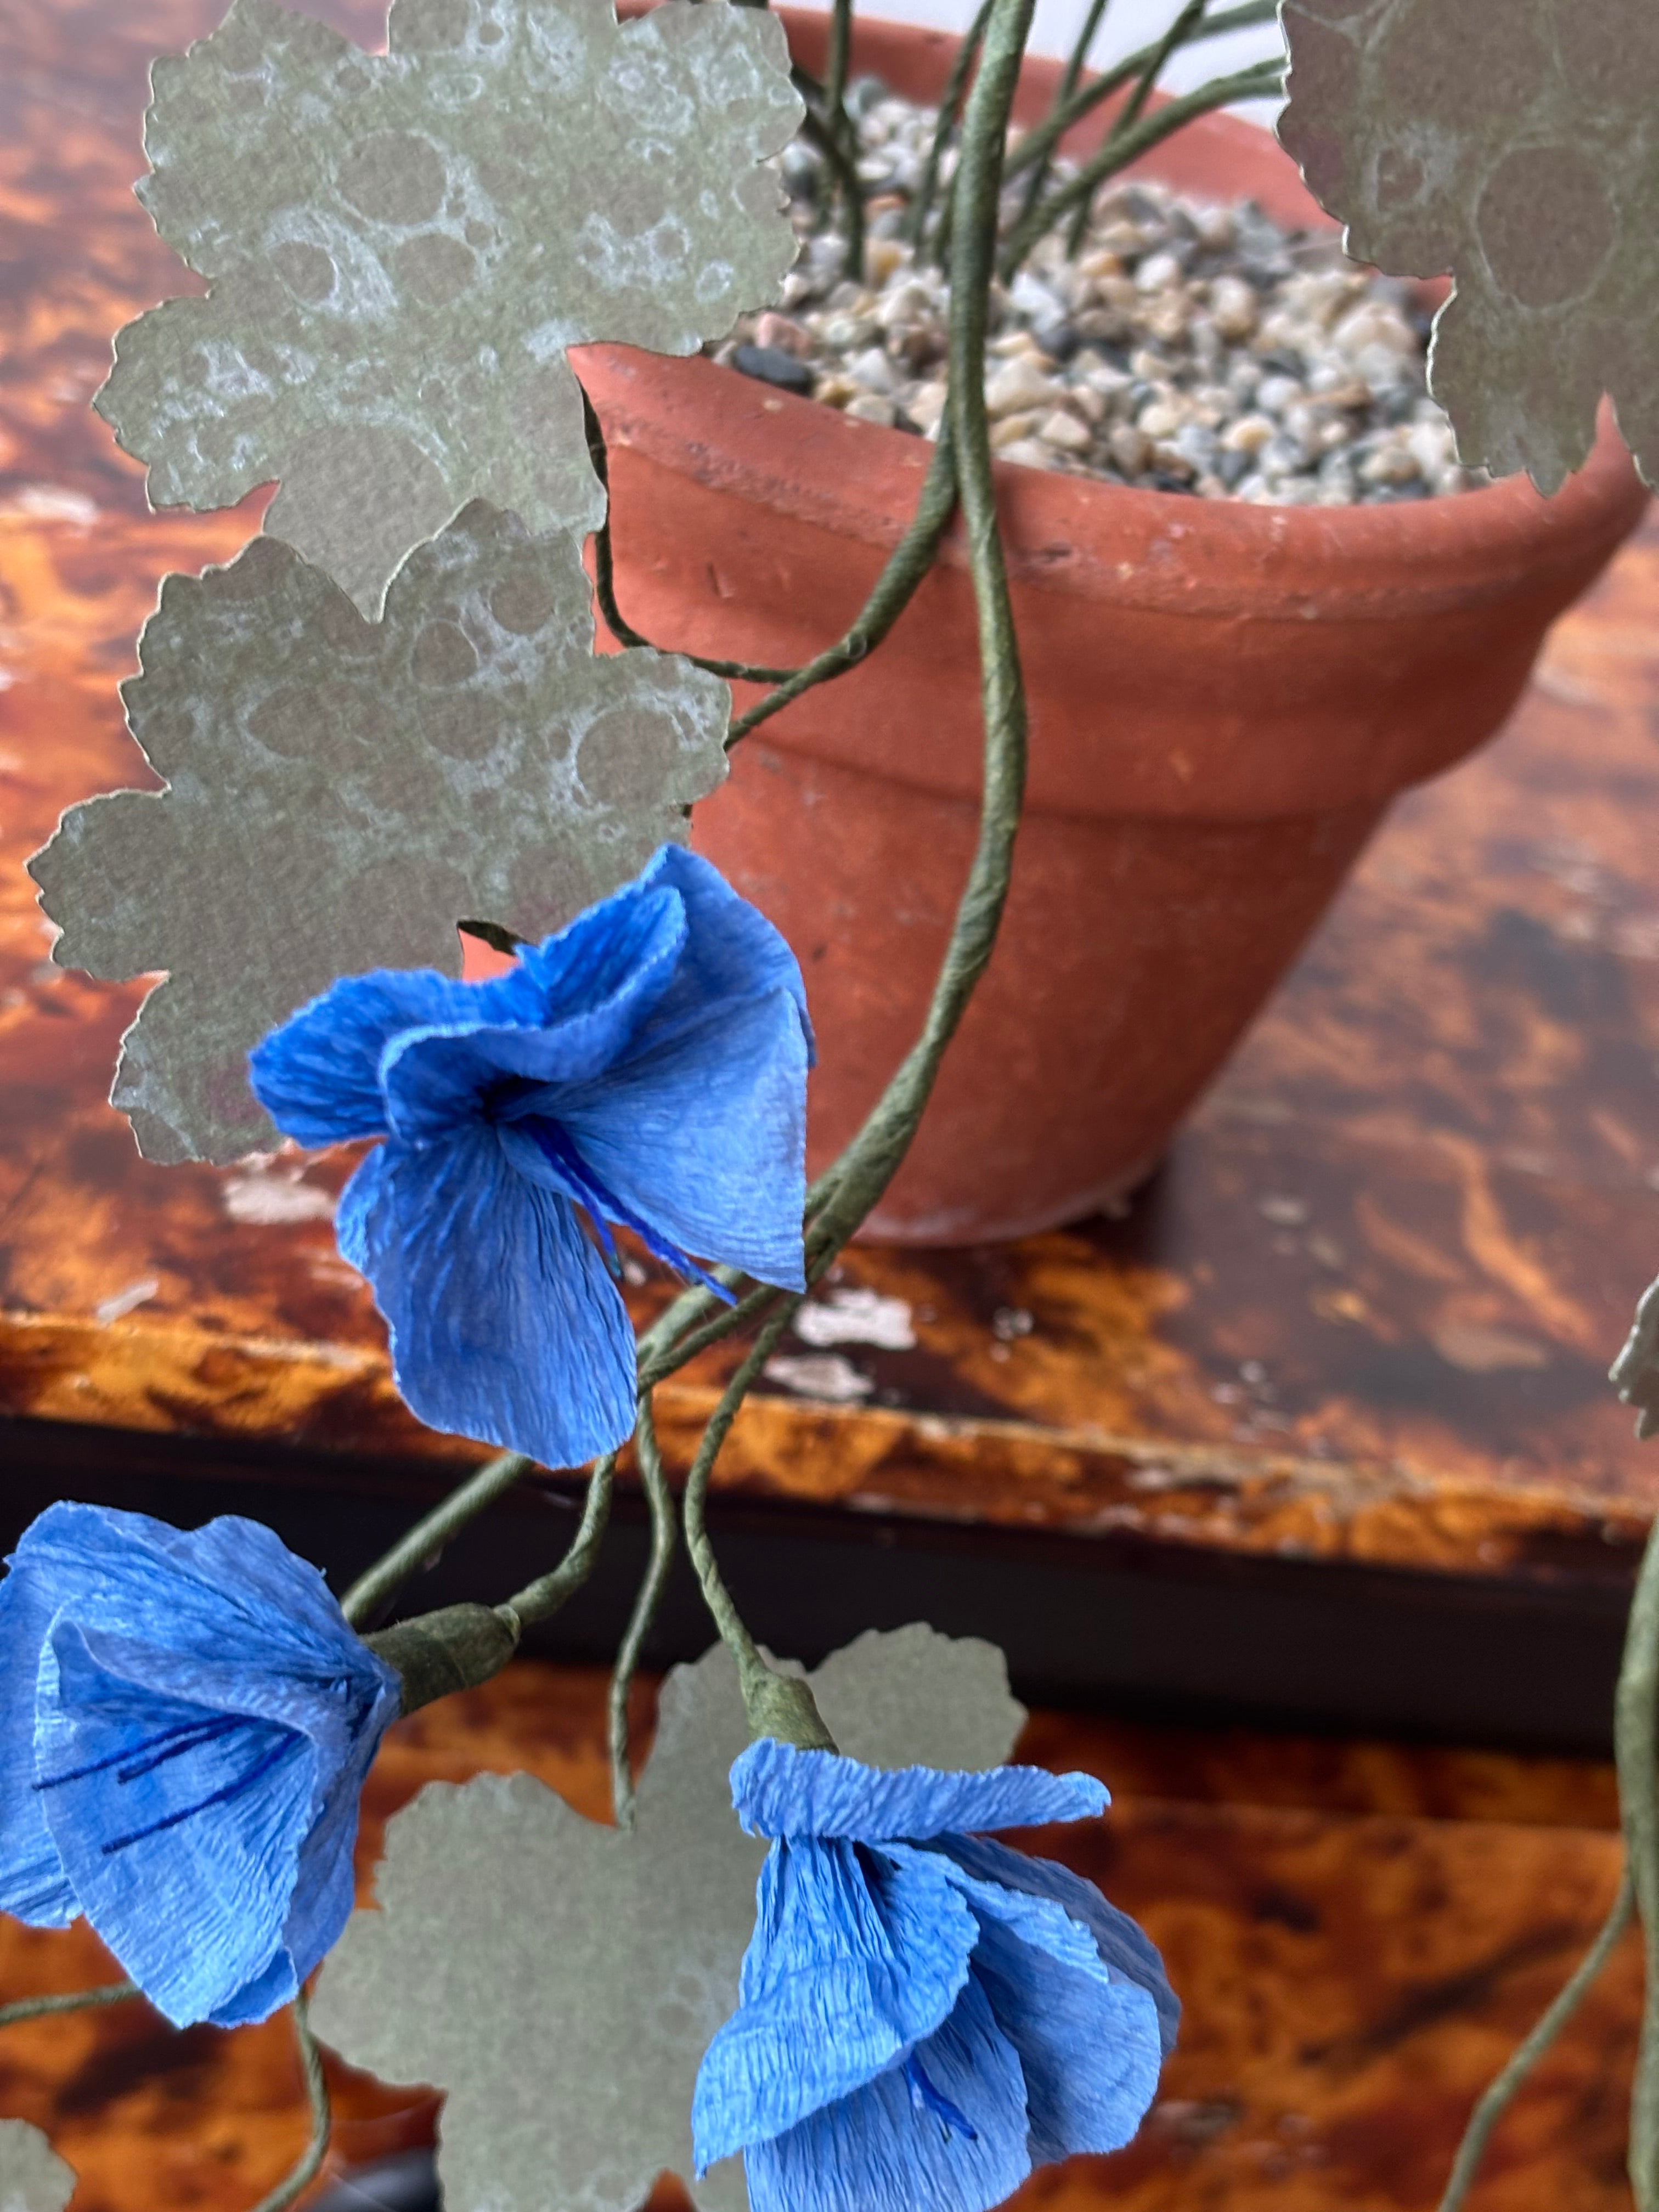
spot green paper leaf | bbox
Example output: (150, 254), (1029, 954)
(97, 0), (804, 614)
(29, 502), (731, 1164)
(1278, 0), (1659, 494)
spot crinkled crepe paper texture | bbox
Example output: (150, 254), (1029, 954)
(28, 502), (731, 1164)
(310, 1626), (1026, 2212)
(0, 2123), (74, 2212)
(94, 0), (803, 617)
(1277, 0), (1659, 495)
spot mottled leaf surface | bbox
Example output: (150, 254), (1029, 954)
(311, 1627), (1025, 2212)
(29, 503), (730, 1163)
(1278, 0), (1659, 493)
(98, 0), (804, 613)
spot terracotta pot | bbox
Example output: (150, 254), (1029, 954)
(574, 10), (1649, 1245)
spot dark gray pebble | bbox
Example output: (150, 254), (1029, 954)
(734, 345), (815, 394)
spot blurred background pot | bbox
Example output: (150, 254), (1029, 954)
(577, 8), (1650, 1244)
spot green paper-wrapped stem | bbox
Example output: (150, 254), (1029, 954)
(1000, 54), (1284, 275)
(609, 1400), (678, 1827)
(341, 1449), (533, 1629)
(0, 1979), (140, 2029)
(247, 1994), (330, 2212)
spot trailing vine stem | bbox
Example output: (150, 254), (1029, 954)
(727, 420), (959, 747)
(579, 373), (961, 753)
(1011, 0), (1113, 234)
(679, 1300), (802, 1701)
(672, 0), (1035, 1727)
(1063, 0), (1204, 256)
(341, 1449), (532, 1628)
(248, 1993), (330, 2212)
(499, 1452), (617, 1629)
(608, 1402), (676, 1829)
(793, 70), (866, 284)
(905, 0), (995, 252)
(580, 387), (795, 685)
(1432, 1508), (1659, 2211)
(1434, 1865), (1635, 2212)
(0, 1979), (139, 2029)
(996, 0), (1277, 193)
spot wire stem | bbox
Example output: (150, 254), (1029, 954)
(795, 75), (866, 285)
(608, 1406), (676, 1829)
(728, 417), (958, 747)
(1001, 54), (1284, 275)
(1012, 0), (1113, 233)
(1063, 0), (1204, 256)
(999, 0), (1276, 191)
(906, 0), (994, 253)
(806, 0), (1033, 1259)
(1435, 1865), (1636, 2212)
(0, 1979), (139, 2029)
(248, 1993), (330, 2212)
(679, 1312), (793, 1682)
(341, 1451), (532, 1630)
(500, 1452), (617, 1629)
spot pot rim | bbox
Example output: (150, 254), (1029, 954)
(580, 5), (1648, 619)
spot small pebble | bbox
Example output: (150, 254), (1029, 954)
(733, 343), (814, 395)
(708, 85), (1474, 505)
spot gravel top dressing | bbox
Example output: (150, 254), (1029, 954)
(709, 82), (1477, 507)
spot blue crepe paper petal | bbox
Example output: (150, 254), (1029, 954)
(640, 847), (815, 1063)
(548, 989), (809, 1290)
(742, 1976), (1030, 2212)
(337, 1127), (637, 1469)
(730, 1741), (1109, 1843)
(898, 1842), (1167, 2162)
(380, 889), (687, 1144)
(250, 964), (549, 1146)
(0, 1554), (75, 1926)
(693, 1839), (978, 2168)
(942, 1836), (1180, 2057)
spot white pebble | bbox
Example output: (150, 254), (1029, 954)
(997, 437), (1058, 470)
(844, 392), (897, 427)
(1208, 275), (1257, 340)
(1037, 408), (1092, 453)
(848, 346), (898, 394)
(985, 357), (1059, 416)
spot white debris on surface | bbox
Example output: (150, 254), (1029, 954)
(93, 1275), (161, 1325)
(793, 1286), (917, 1350)
(763, 1352), (877, 1403)
(221, 1163), (337, 1224)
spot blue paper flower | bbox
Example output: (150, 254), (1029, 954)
(692, 1742), (1177, 2212)
(0, 1502), (402, 2028)
(251, 845), (812, 1471)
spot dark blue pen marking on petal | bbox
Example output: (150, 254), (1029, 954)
(100, 1734), (302, 1856)
(34, 1713), (242, 1794)
(905, 2052), (978, 2142)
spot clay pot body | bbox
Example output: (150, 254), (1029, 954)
(575, 11), (1649, 1244)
